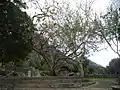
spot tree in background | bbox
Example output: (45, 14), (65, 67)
(0, 0), (34, 64)
(111, 0), (120, 9)
(92, 4), (120, 57)
(107, 58), (120, 75)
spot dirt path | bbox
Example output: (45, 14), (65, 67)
(83, 79), (115, 90)
(91, 80), (114, 88)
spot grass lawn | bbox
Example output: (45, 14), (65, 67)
(89, 77), (117, 81)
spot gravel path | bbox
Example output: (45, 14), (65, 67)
(83, 79), (115, 90)
(91, 80), (113, 88)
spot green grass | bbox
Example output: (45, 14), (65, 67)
(89, 77), (117, 81)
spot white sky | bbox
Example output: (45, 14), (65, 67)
(88, 49), (118, 67)
(26, 0), (118, 67)
(92, 0), (110, 13)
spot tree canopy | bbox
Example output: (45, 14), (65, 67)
(107, 58), (120, 75)
(0, 0), (34, 63)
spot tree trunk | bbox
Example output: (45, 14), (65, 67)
(50, 69), (56, 76)
(79, 61), (84, 77)
(77, 59), (84, 77)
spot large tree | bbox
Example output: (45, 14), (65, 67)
(0, 0), (34, 63)
(28, 0), (102, 76)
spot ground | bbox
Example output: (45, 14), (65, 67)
(33, 78), (116, 90)
(84, 78), (115, 90)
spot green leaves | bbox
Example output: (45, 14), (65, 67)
(13, 0), (27, 9)
(0, 0), (34, 63)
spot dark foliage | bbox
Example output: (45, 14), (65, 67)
(0, 0), (34, 63)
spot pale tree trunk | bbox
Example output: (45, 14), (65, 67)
(77, 57), (84, 77)
(74, 42), (84, 77)
(79, 61), (84, 77)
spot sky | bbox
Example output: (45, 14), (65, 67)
(26, 0), (119, 67)
(88, 43), (118, 67)
(92, 0), (110, 13)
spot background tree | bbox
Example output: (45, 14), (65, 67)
(92, 5), (120, 58)
(0, 0), (34, 64)
(111, 0), (120, 9)
(107, 58), (120, 75)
